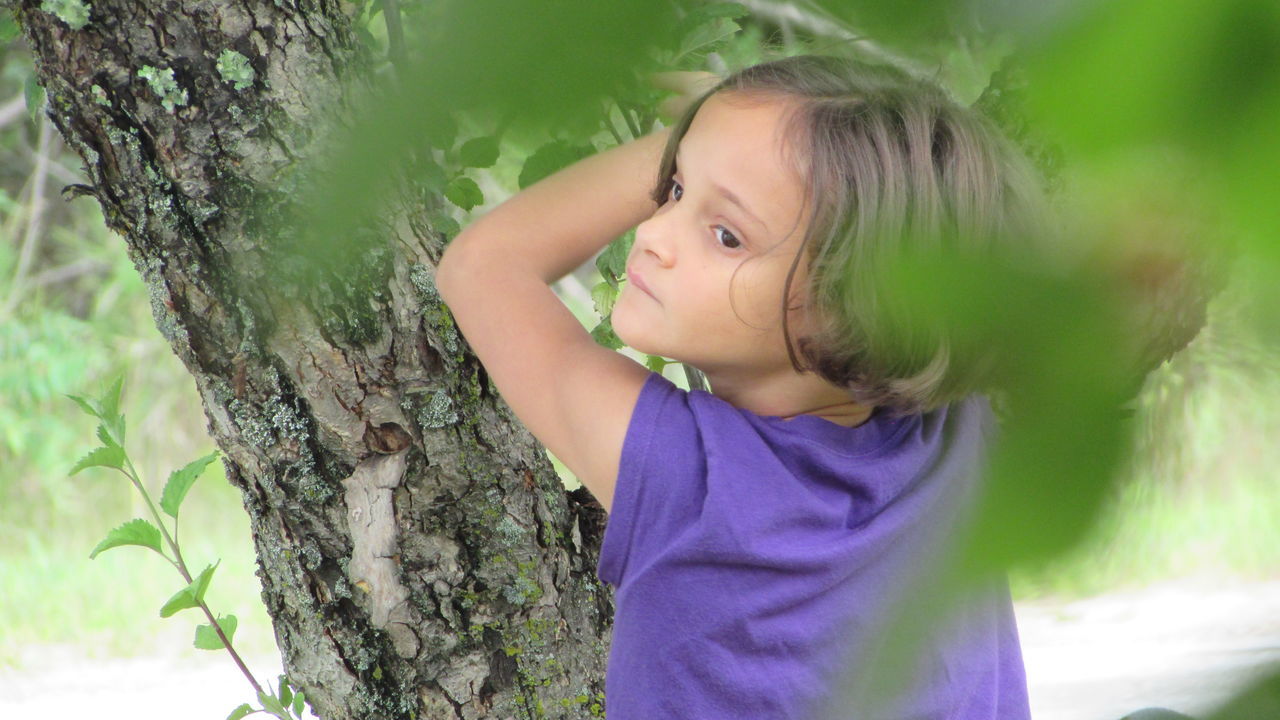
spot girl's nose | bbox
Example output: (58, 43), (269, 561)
(634, 213), (676, 268)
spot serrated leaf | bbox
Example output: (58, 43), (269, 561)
(89, 518), (163, 559)
(591, 281), (617, 317)
(590, 317), (624, 350)
(518, 140), (595, 189)
(95, 423), (119, 449)
(672, 17), (740, 69)
(70, 444), (126, 476)
(594, 231), (634, 286)
(444, 176), (484, 211)
(459, 136), (500, 168)
(67, 393), (101, 420)
(160, 451), (220, 518)
(99, 375), (124, 423)
(227, 703), (253, 720)
(292, 691), (305, 717)
(159, 560), (219, 618)
(194, 613), (238, 650)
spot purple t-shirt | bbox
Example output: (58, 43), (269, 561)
(597, 371), (1030, 719)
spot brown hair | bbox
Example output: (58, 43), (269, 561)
(651, 55), (1052, 417)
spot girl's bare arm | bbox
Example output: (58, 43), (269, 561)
(439, 127), (669, 283)
(434, 129), (672, 512)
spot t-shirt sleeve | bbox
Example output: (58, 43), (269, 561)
(596, 371), (707, 588)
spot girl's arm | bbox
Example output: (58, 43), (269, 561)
(434, 128), (672, 513)
(440, 127), (670, 282)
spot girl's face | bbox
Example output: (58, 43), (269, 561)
(613, 92), (813, 377)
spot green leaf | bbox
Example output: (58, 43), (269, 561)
(226, 704), (254, 720)
(95, 423), (118, 449)
(194, 613), (238, 650)
(427, 210), (461, 242)
(160, 560), (220, 618)
(444, 176), (484, 212)
(459, 136), (500, 168)
(24, 75), (45, 124)
(518, 140), (595, 190)
(67, 393), (100, 420)
(591, 281), (617, 317)
(99, 375), (124, 424)
(70, 445), (126, 476)
(291, 691), (305, 717)
(259, 690), (291, 719)
(590, 317), (623, 350)
(89, 518), (164, 559)
(672, 17), (740, 69)
(594, 230), (634, 287)
(1, 9), (20, 43)
(277, 675), (292, 707)
(414, 158), (449, 193)
(645, 355), (671, 373)
(160, 451), (221, 518)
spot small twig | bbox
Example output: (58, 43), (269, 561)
(29, 258), (111, 288)
(379, 0), (406, 73)
(1, 115), (53, 319)
(0, 94), (26, 130)
(602, 101), (625, 146)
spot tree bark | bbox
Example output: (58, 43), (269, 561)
(15, 1), (613, 718)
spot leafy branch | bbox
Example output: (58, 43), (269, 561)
(68, 376), (308, 720)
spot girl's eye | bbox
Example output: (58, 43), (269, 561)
(714, 226), (742, 250)
(669, 179), (683, 202)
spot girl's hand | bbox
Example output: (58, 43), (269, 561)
(649, 71), (722, 122)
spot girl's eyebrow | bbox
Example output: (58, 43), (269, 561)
(676, 147), (770, 236)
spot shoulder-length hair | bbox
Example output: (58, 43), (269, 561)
(650, 54), (1052, 417)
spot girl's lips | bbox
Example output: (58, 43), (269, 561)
(626, 267), (660, 303)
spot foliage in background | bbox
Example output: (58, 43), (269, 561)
(1, 5), (1277, 717)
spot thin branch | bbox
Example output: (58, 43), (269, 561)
(379, 0), (406, 73)
(1, 115), (53, 319)
(0, 94), (26, 130)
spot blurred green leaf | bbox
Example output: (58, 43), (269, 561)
(518, 140), (595, 190)
(227, 704), (253, 720)
(88, 518), (163, 559)
(23, 75), (44, 124)
(444, 176), (484, 212)
(459, 136), (500, 169)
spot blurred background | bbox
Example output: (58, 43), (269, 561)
(1, 1), (1277, 719)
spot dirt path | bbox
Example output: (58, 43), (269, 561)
(3, 578), (1278, 719)
(1017, 578), (1280, 720)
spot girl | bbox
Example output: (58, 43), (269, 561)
(436, 55), (1041, 719)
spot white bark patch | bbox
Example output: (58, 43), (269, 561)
(342, 451), (420, 658)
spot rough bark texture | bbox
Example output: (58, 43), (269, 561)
(15, 1), (613, 718)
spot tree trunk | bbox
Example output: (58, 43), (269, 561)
(15, 1), (613, 718)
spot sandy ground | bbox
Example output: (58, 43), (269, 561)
(2, 578), (1278, 720)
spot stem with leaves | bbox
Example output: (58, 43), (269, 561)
(68, 376), (309, 720)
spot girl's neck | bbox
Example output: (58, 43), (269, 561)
(701, 365), (875, 428)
